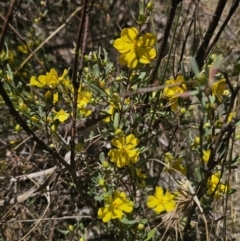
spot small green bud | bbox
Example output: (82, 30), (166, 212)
(15, 124), (21, 132)
(147, 1), (154, 11)
(68, 225), (74, 232)
(194, 137), (200, 145)
(180, 108), (186, 115)
(98, 178), (105, 186)
(102, 161), (109, 169)
(137, 223), (145, 230)
(138, 14), (146, 24)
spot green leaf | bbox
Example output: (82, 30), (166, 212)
(113, 112), (119, 129)
(195, 167), (202, 182)
(57, 229), (69, 235)
(228, 188), (236, 194)
(190, 57), (200, 76)
(120, 217), (139, 225)
(92, 64), (100, 77)
(94, 195), (104, 201)
(144, 228), (157, 241)
(99, 152), (105, 162)
(87, 81), (109, 97)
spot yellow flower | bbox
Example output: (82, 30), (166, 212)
(147, 186), (176, 214)
(203, 149), (211, 163)
(54, 109), (70, 122)
(212, 79), (226, 102)
(108, 134), (140, 168)
(77, 91), (92, 109)
(29, 68), (68, 88)
(163, 75), (187, 111)
(113, 27), (156, 69)
(98, 190), (134, 223)
(79, 107), (92, 117)
(207, 172), (228, 198)
(228, 111), (236, 123)
(103, 103), (115, 123)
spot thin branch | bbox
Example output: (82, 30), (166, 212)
(195, 0), (227, 70)
(0, 0), (17, 49)
(70, 0), (89, 172)
(149, 0), (182, 85)
(0, 82), (71, 171)
(206, 0), (240, 56)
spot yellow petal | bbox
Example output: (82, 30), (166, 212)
(121, 27), (138, 43)
(108, 149), (129, 168)
(111, 137), (124, 149)
(112, 208), (123, 220)
(137, 47), (156, 64)
(125, 134), (139, 148)
(203, 150), (211, 163)
(127, 149), (139, 158)
(113, 38), (133, 53)
(98, 207), (112, 222)
(118, 201), (133, 213)
(155, 186), (164, 198)
(212, 79), (226, 102)
(138, 33), (156, 47)
(147, 195), (158, 208)
(29, 76), (45, 88)
(54, 109), (70, 122)
(153, 204), (165, 214)
(163, 200), (175, 212)
(169, 96), (178, 111)
(119, 49), (138, 69)
(59, 69), (68, 81)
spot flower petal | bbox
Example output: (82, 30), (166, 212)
(137, 47), (156, 64)
(138, 33), (156, 47)
(112, 208), (123, 220)
(113, 38), (133, 53)
(125, 134), (139, 148)
(118, 201), (133, 213)
(121, 27), (138, 43)
(108, 149), (129, 168)
(111, 137), (124, 149)
(98, 207), (112, 223)
(119, 49), (138, 69)
(153, 204), (166, 214)
(147, 195), (158, 208)
(155, 186), (164, 198)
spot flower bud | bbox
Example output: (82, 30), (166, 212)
(137, 223), (144, 230)
(138, 14), (147, 25)
(147, 1), (154, 11)
(102, 161), (109, 169)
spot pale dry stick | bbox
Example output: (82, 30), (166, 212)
(11, 130), (41, 152)
(14, 6), (83, 75)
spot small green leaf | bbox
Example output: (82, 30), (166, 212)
(57, 229), (69, 235)
(87, 82), (109, 97)
(120, 217), (139, 225)
(113, 112), (119, 129)
(144, 228), (157, 241)
(94, 195), (104, 201)
(99, 152), (105, 162)
(190, 57), (200, 76)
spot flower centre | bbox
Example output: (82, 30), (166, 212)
(121, 147), (128, 154)
(133, 40), (138, 49)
